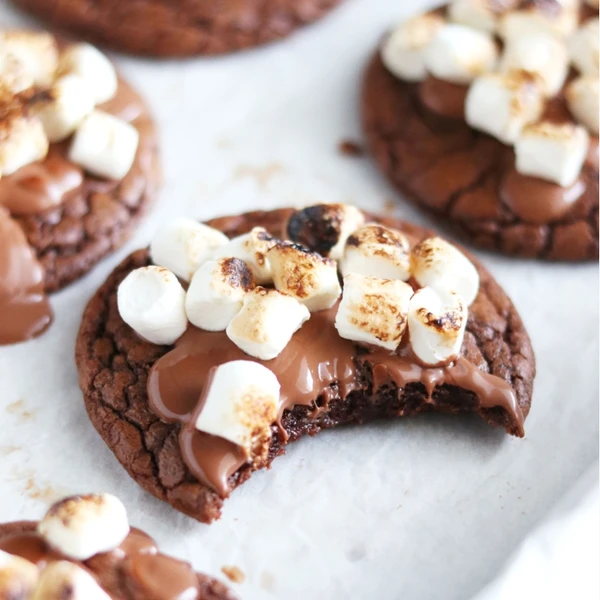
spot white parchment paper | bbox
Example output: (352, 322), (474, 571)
(0, 1), (598, 598)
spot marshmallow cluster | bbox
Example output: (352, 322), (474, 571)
(119, 206), (481, 370)
(0, 494), (130, 599)
(0, 32), (138, 180)
(381, 4), (599, 188)
(336, 229), (479, 364)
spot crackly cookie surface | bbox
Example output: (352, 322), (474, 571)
(0, 493), (236, 599)
(76, 206), (535, 523)
(10, 0), (343, 57)
(0, 30), (159, 345)
(362, 1), (599, 260)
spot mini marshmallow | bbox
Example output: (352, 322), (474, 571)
(381, 13), (445, 81)
(500, 31), (569, 96)
(411, 237), (480, 307)
(0, 50), (33, 94)
(195, 361), (279, 461)
(31, 562), (111, 600)
(499, 3), (579, 40)
(566, 76), (599, 134)
(38, 494), (129, 561)
(335, 274), (413, 351)
(68, 110), (139, 180)
(515, 122), (589, 187)
(569, 19), (600, 77)
(0, 105), (48, 176)
(58, 43), (118, 105)
(150, 218), (229, 282)
(212, 227), (277, 284)
(0, 550), (38, 599)
(340, 223), (411, 281)
(0, 31), (58, 87)
(268, 242), (341, 312)
(226, 287), (310, 360)
(286, 203), (365, 261)
(185, 258), (255, 331)
(29, 74), (95, 142)
(424, 23), (498, 84)
(465, 71), (544, 144)
(408, 287), (467, 366)
(448, 0), (518, 33)
(117, 266), (188, 345)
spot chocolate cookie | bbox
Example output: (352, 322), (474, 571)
(10, 0), (343, 57)
(0, 494), (236, 599)
(0, 31), (159, 345)
(361, 3), (599, 261)
(76, 206), (535, 523)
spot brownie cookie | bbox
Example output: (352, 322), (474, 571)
(0, 493), (236, 599)
(10, 0), (343, 57)
(362, 1), (599, 260)
(0, 31), (159, 345)
(76, 205), (535, 523)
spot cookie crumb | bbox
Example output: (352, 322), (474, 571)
(338, 139), (364, 157)
(221, 565), (245, 583)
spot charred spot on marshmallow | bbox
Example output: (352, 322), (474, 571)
(351, 287), (407, 343)
(417, 306), (465, 332)
(286, 204), (364, 259)
(220, 257), (255, 292)
(287, 205), (346, 256)
(45, 494), (100, 524)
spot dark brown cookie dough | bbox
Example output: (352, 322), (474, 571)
(10, 0), (343, 57)
(12, 78), (160, 294)
(75, 208), (535, 523)
(361, 51), (599, 261)
(0, 521), (236, 600)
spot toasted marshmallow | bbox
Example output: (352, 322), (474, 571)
(411, 237), (479, 307)
(499, 3), (579, 40)
(226, 287), (310, 360)
(185, 258), (255, 331)
(212, 227), (277, 284)
(38, 494), (129, 561)
(424, 24), (498, 84)
(569, 19), (600, 77)
(381, 13), (445, 81)
(58, 43), (118, 105)
(268, 242), (341, 312)
(0, 104), (48, 176)
(340, 223), (411, 281)
(515, 122), (589, 187)
(117, 266), (188, 345)
(29, 74), (95, 143)
(408, 287), (467, 365)
(0, 31), (58, 87)
(566, 76), (599, 134)
(0, 50), (33, 94)
(448, 0), (518, 33)
(465, 71), (544, 144)
(195, 361), (279, 461)
(335, 274), (413, 351)
(500, 32), (569, 96)
(31, 562), (110, 600)
(150, 218), (229, 282)
(286, 203), (365, 261)
(0, 550), (38, 600)
(68, 110), (139, 180)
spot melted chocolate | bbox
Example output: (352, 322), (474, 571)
(0, 54), (143, 346)
(0, 526), (200, 599)
(500, 166), (586, 224)
(148, 296), (526, 495)
(418, 77), (468, 120)
(0, 208), (53, 345)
